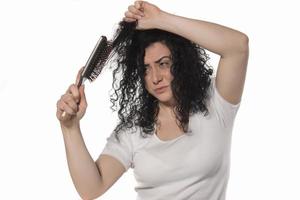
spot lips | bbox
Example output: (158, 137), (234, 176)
(154, 86), (168, 94)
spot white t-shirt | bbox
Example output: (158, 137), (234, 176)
(101, 77), (241, 200)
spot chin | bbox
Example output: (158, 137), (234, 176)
(153, 91), (174, 104)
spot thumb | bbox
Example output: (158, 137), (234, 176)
(78, 85), (87, 107)
(76, 66), (85, 86)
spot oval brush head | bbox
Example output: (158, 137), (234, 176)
(77, 35), (113, 87)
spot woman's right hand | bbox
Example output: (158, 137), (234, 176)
(56, 67), (87, 129)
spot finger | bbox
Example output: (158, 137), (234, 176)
(69, 84), (80, 103)
(60, 93), (78, 113)
(64, 93), (79, 110)
(56, 108), (64, 120)
(56, 105), (68, 121)
(65, 84), (80, 103)
(134, 1), (141, 9)
(57, 99), (76, 117)
(56, 100), (64, 113)
(65, 83), (74, 94)
(78, 85), (87, 110)
(125, 11), (142, 20)
(57, 110), (72, 121)
(128, 5), (144, 16)
(134, 1), (145, 11)
(61, 101), (77, 115)
(65, 96), (79, 113)
(76, 66), (85, 86)
(123, 17), (137, 22)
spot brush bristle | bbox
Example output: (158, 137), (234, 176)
(88, 41), (113, 81)
(81, 36), (113, 83)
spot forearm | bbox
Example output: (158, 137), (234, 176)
(61, 125), (102, 199)
(156, 11), (248, 57)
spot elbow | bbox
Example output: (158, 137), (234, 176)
(79, 190), (103, 200)
(237, 33), (249, 54)
(80, 194), (95, 200)
(80, 194), (101, 200)
(222, 33), (249, 57)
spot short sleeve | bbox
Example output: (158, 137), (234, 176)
(209, 77), (241, 127)
(101, 129), (134, 171)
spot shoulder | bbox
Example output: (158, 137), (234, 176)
(204, 76), (241, 127)
(114, 126), (152, 151)
(209, 76), (241, 108)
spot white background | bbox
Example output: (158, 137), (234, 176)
(0, 0), (299, 199)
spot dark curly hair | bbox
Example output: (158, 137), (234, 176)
(109, 21), (213, 141)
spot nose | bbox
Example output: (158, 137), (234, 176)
(151, 67), (163, 85)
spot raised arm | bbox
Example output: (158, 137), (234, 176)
(56, 68), (126, 199)
(125, 1), (249, 104)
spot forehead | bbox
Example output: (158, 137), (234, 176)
(144, 42), (171, 63)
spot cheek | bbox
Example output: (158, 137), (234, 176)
(144, 76), (151, 91)
(167, 71), (174, 82)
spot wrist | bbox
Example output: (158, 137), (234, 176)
(154, 11), (176, 32)
(60, 122), (81, 134)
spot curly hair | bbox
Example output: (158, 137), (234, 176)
(109, 21), (213, 141)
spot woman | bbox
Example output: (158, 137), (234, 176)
(56, 1), (249, 199)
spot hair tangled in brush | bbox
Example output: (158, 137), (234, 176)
(109, 21), (213, 141)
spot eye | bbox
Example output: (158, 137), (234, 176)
(159, 61), (171, 68)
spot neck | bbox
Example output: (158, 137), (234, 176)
(158, 101), (177, 118)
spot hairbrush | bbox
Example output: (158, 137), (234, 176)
(61, 35), (113, 118)
(77, 35), (113, 87)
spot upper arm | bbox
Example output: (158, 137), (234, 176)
(215, 34), (249, 105)
(95, 154), (126, 196)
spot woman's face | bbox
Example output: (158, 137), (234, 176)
(144, 42), (175, 104)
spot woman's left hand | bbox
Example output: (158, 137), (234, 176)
(123, 1), (162, 30)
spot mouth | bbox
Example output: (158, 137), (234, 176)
(154, 86), (168, 94)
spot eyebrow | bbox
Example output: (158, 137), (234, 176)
(144, 55), (172, 67)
